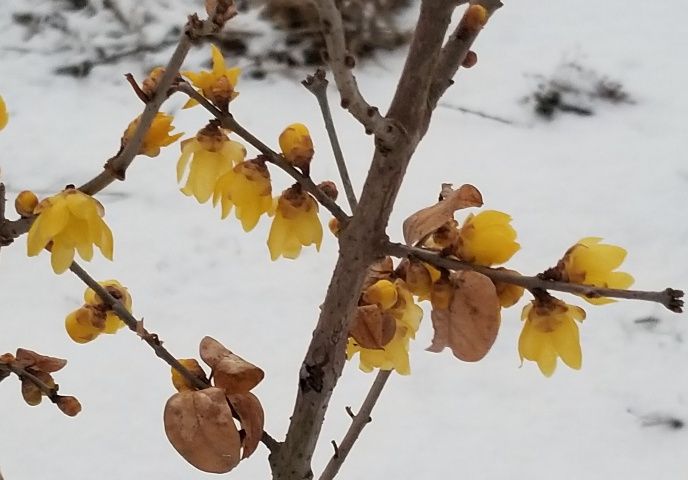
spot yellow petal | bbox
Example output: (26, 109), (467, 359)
(51, 243), (75, 274)
(550, 318), (582, 370)
(27, 200), (69, 256)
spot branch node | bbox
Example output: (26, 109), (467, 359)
(330, 440), (339, 458)
(345, 406), (355, 418)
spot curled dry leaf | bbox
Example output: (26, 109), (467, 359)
(164, 387), (241, 473)
(427, 271), (501, 362)
(15, 348), (67, 373)
(350, 305), (396, 349)
(362, 256), (394, 292)
(200, 336), (264, 394)
(402, 184), (483, 246)
(227, 392), (265, 459)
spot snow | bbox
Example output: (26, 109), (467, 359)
(1, 0), (686, 479)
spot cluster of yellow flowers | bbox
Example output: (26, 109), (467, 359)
(347, 204), (633, 377)
(347, 278), (423, 375)
(64, 280), (131, 343)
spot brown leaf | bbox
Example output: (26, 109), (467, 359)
(227, 392), (265, 459)
(214, 356), (264, 395)
(402, 184), (483, 246)
(361, 256), (394, 292)
(15, 349), (67, 373)
(199, 336), (233, 369)
(427, 271), (501, 362)
(200, 337), (264, 394)
(21, 378), (43, 406)
(164, 388), (241, 473)
(349, 305), (396, 349)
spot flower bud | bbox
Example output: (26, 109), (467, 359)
(279, 123), (314, 172)
(56, 395), (82, 417)
(15, 190), (39, 217)
(318, 181), (338, 201)
(141, 67), (166, 98)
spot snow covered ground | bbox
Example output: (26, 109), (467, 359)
(1, 1), (687, 479)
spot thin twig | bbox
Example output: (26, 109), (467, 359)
(177, 82), (350, 223)
(66, 260), (280, 452)
(428, 0), (503, 111)
(0, 14), (217, 245)
(319, 370), (391, 480)
(68, 261), (209, 389)
(312, 0), (391, 141)
(0, 362), (58, 402)
(385, 242), (685, 312)
(303, 69), (358, 212)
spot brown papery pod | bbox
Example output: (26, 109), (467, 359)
(15, 349), (67, 373)
(227, 392), (265, 459)
(199, 336), (232, 369)
(21, 377), (44, 406)
(164, 388), (241, 473)
(402, 184), (483, 246)
(349, 305), (397, 349)
(427, 271), (501, 362)
(213, 355), (264, 395)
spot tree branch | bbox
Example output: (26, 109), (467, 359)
(0, 361), (59, 401)
(67, 260), (280, 452)
(302, 69), (358, 212)
(318, 370), (391, 480)
(0, 13), (219, 245)
(385, 241), (685, 313)
(176, 82), (350, 224)
(428, 0), (503, 111)
(312, 0), (391, 141)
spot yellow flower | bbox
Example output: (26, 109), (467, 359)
(123, 112), (183, 157)
(65, 280), (132, 343)
(347, 280), (423, 375)
(562, 237), (634, 305)
(27, 188), (113, 274)
(518, 297), (586, 377)
(83, 280), (132, 333)
(267, 185), (323, 260)
(177, 124), (246, 203)
(213, 159), (274, 231)
(183, 44), (240, 110)
(0, 95), (8, 130)
(457, 210), (519, 266)
(279, 123), (314, 171)
(171, 359), (207, 393)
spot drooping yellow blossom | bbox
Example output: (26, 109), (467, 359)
(183, 44), (240, 110)
(457, 210), (519, 266)
(65, 280), (132, 343)
(347, 280), (423, 375)
(123, 112), (183, 157)
(0, 95), (8, 130)
(213, 159), (274, 231)
(279, 123), (314, 171)
(27, 187), (113, 274)
(562, 237), (634, 305)
(518, 297), (586, 377)
(177, 123), (246, 203)
(267, 185), (323, 260)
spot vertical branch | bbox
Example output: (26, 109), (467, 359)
(303, 70), (358, 212)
